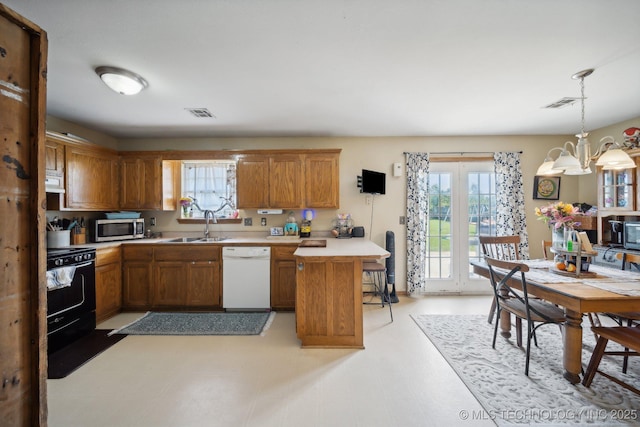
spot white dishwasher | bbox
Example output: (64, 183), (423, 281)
(222, 246), (271, 311)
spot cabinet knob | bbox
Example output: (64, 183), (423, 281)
(297, 262), (304, 271)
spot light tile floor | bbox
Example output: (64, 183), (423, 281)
(47, 295), (497, 427)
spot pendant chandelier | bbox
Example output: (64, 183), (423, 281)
(536, 69), (635, 176)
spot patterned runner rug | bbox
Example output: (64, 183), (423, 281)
(110, 311), (275, 336)
(412, 314), (639, 426)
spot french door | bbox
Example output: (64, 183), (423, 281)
(424, 161), (496, 294)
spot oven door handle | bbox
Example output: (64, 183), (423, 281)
(50, 260), (94, 272)
(74, 261), (94, 269)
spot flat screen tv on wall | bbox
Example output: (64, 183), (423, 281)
(361, 169), (386, 195)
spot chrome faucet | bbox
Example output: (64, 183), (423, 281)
(203, 210), (217, 239)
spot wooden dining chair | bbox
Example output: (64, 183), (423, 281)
(602, 252), (640, 372)
(615, 253), (640, 330)
(479, 235), (521, 261)
(542, 240), (552, 260)
(582, 326), (640, 395)
(485, 256), (566, 376)
(479, 235), (521, 324)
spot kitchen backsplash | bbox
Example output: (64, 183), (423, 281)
(46, 208), (368, 239)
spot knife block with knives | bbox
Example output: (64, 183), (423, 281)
(71, 228), (86, 245)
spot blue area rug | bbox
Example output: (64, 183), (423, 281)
(110, 312), (275, 336)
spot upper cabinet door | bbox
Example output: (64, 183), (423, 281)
(304, 153), (339, 208)
(120, 157), (143, 209)
(598, 165), (637, 212)
(120, 156), (164, 210)
(236, 156), (269, 208)
(269, 155), (304, 209)
(45, 137), (65, 190)
(66, 145), (120, 210)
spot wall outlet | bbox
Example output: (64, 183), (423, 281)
(150, 217), (156, 226)
(365, 195), (372, 205)
(261, 217), (267, 226)
(244, 217), (253, 226)
(399, 216), (406, 225)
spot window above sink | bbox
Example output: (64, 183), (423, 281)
(180, 160), (238, 220)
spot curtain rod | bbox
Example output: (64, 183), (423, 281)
(403, 151), (522, 155)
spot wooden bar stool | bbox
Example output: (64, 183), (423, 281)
(362, 261), (393, 322)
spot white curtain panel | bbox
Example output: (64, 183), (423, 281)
(493, 152), (530, 259)
(405, 152), (430, 294)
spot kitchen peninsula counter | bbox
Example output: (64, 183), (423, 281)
(294, 238), (389, 349)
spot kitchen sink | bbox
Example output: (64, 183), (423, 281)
(163, 237), (229, 243)
(164, 237), (202, 243)
(199, 237), (229, 242)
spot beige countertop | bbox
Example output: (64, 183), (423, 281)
(60, 234), (387, 256)
(294, 238), (389, 258)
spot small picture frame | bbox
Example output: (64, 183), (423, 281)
(533, 176), (561, 200)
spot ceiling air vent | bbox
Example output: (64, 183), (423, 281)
(543, 97), (582, 109)
(185, 108), (215, 118)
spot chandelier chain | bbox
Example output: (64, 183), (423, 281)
(579, 76), (586, 136)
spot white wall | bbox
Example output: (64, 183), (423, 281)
(47, 116), (640, 294)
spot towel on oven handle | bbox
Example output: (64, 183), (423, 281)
(46, 266), (77, 291)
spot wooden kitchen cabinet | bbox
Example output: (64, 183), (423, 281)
(120, 154), (179, 211)
(45, 134), (65, 191)
(153, 261), (189, 307)
(295, 256), (363, 348)
(45, 131), (120, 210)
(596, 150), (640, 245)
(269, 155), (304, 208)
(188, 261), (221, 307)
(236, 150), (340, 209)
(95, 247), (122, 323)
(304, 153), (339, 208)
(236, 155), (269, 208)
(122, 245), (153, 310)
(65, 142), (120, 210)
(598, 166), (636, 212)
(271, 245), (297, 310)
(142, 245), (222, 309)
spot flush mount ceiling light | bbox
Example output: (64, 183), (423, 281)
(95, 66), (148, 95)
(537, 69), (636, 176)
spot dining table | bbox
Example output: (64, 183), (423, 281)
(471, 258), (640, 384)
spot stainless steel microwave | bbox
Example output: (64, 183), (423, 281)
(624, 222), (640, 250)
(93, 218), (145, 242)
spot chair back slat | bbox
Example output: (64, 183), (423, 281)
(479, 235), (521, 261)
(542, 240), (552, 260)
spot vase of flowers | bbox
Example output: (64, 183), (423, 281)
(535, 201), (582, 249)
(179, 197), (192, 217)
